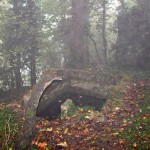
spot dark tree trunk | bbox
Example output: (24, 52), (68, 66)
(102, 0), (107, 65)
(30, 47), (37, 86)
(27, 0), (38, 86)
(9, 54), (16, 91)
(67, 0), (90, 68)
(89, 33), (102, 64)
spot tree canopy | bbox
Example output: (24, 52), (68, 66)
(0, 0), (149, 96)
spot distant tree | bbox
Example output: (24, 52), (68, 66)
(1, 0), (41, 93)
(116, 0), (150, 68)
(12, 0), (41, 86)
(102, 0), (107, 65)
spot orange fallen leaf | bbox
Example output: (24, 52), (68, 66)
(82, 128), (89, 135)
(36, 125), (41, 129)
(142, 115), (147, 120)
(37, 142), (47, 150)
(41, 120), (49, 126)
(133, 143), (137, 147)
(121, 123), (127, 127)
(37, 135), (42, 141)
(112, 132), (119, 137)
(120, 128), (124, 132)
(108, 114), (114, 118)
(119, 139), (124, 144)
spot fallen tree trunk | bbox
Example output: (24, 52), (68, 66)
(36, 79), (107, 120)
(19, 67), (122, 148)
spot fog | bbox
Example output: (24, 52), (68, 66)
(0, 0), (150, 149)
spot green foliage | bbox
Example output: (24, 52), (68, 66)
(106, 74), (132, 109)
(0, 109), (23, 149)
(61, 102), (79, 118)
(118, 85), (150, 150)
(26, 109), (35, 119)
(119, 105), (150, 149)
(61, 102), (96, 120)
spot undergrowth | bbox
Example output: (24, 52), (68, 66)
(0, 109), (23, 150)
(118, 83), (150, 149)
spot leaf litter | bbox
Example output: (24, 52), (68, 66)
(31, 80), (150, 150)
(0, 79), (149, 150)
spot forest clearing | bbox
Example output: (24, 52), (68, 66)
(0, 68), (150, 149)
(0, 0), (150, 149)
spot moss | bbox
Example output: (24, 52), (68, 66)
(26, 110), (35, 119)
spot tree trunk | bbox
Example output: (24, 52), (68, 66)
(102, 0), (107, 65)
(30, 47), (36, 86)
(27, 0), (38, 86)
(15, 53), (22, 95)
(67, 0), (90, 68)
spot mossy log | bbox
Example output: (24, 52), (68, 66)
(19, 67), (122, 148)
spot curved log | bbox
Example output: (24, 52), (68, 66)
(19, 68), (122, 148)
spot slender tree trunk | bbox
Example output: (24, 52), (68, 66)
(68, 0), (90, 68)
(102, 0), (107, 65)
(89, 33), (102, 64)
(30, 45), (37, 86)
(15, 53), (22, 95)
(28, 0), (38, 86)
(9, 54), (16, 91)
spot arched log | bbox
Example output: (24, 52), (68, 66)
(18, 68), (122, 148)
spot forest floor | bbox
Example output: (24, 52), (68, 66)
(0, 70), (150, 150)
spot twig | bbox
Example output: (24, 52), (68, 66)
(89, 33), (102, 64)
(4, 114), (11, 150)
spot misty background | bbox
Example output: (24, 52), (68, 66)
(0, 0), (149, 100)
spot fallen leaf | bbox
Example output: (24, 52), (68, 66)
(45, 127), (53, 132)
(85, 116), (90, 119)
(31, 140), (38, 145)
(41, 120), (49, 126)
(115, 107), (121, 111)
(133, 143), (137, 147)
(36, 125), (41, 129)
(112, 132), (119, 137)
(119, 139), (124, 144)
(90, 141), (95, 144)
(142, 115), (147, 120)
(37, 135), (42, 141)
(37, 142), (47, 150)
(121, 123), (127, 127)
(119, 128), (124, 132)
(57, 141), (68, 147)
(82, 128), (89, 135)
(64, 128), (68, 134)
